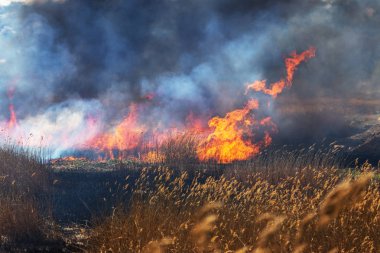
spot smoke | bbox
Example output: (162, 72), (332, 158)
(0, 0), (64, 7)
(0, 0), (379, 154)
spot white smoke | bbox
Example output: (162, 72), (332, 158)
(0, 0), (64, 7)
(0, 99), (103, 157)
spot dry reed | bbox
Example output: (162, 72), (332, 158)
(86, 162), (380, 252)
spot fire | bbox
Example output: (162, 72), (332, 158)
(7, 104), (17, 129)
(83, 96), (211, 160)
(285, 48), (316, 84)
(50, 156), (87, 165)
(87, 103), (147, 159)
(245, 47), (316, 97)
(197, 99), (261, 163)
(186, 112), (208, 134)
(7, 87), (17, 129)
(140, 151), (165, 163)
(0, 48), (315, 165)
(198, 47), (316, 163)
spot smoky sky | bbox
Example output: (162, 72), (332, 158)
(20, 0), (380, 97)
(0, 0), (379, 150)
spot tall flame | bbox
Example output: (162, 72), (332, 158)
(87, 104), (147, 159)
(7, 104), (17, 129)
(0, 48), (315, 163)
(7, 87), (17, 129)
(198, 47), (316, 163)
(245, 47), (316, 97)
(197, 99), (261, 163)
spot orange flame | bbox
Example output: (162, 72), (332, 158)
(1, 49), (315, 164)
(7, 104), (17, 129)
(50, 156), (87, 164)
(140, 151), (165, 163)
(87, 103), (147, 159)
(197, 99), (261, 163)
(186, 112), (208, 133)
(198, 47), (316, 163)
(85, 101), (211, 160)
(7, 87), (17, 129)
(245, 47), (316, 97)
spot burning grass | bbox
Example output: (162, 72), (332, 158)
(86, 162), (380, 252)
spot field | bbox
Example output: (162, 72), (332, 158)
(2, 0), (379, 252)
(0, 141), (379, 253)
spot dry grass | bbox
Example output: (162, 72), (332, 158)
(86, 162), (380, 252)
(162, 133), (199, 164)
(149, 133), (200, 165)
(1, 138), (379, 252)
(0, 146), (60, 247)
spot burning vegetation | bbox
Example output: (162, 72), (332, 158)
(1, 48), (316, 164)
(198, 47), (316, 163)
(0, 0), (379, 252)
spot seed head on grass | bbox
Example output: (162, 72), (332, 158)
(318, 172), (373, 227)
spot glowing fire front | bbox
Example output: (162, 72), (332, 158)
(197, 47), (316, 163)
(197, 100), (261, 163)
(7, 87), (17, 129)
(0, 47), (315, 164)
(87, 104), (147, 160)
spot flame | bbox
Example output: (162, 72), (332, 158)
(0, 48), (315, 164)
(7, 104), (17, 129)
(87, 103), (147, 159)
(198, 47), (316, 163)
(7, 87), (17, 129)
(197, 99), (261, 163)
(50, 156), (87, 164)
(84, 100), (211, 160)
(285, 47), (316, 83)
(140, 151), (165, 163)
(186, 112), (209, 134)
(245, 47), (316, 97)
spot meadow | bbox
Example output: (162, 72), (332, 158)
(0, 139), (379, 253)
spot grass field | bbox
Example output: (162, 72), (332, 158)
(0, 142), (379, 252)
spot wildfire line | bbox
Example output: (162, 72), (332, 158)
(197, 47), (316, 163)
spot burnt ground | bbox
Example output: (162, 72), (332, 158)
(41, 160), (224, 252)
(50, 160), (225, 223)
